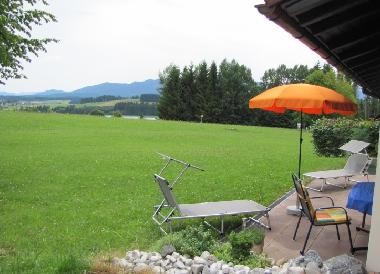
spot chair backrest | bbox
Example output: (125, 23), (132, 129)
(344, 153), (370, 174)
(154, 174), (181, 213)
(292, 174), (315, 221)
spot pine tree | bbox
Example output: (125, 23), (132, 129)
(195, 61), (209, 121)
(207, 61), (221, 122)
(157, 65), (181, 120)
(180, 65), (197, 121)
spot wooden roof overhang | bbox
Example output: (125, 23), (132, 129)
(256, 0), (380, 98)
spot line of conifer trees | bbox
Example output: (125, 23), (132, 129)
(157, 60), (258, 125)
(157, 60), (360, 127)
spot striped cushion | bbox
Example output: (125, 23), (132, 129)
(315, 208), (348, 224)
(300, 184), (315, 217)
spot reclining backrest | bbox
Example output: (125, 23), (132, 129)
(344, 153), (370, 174)
(339, 140), (370, 154)
(154, 174), (181, 212)
(292, 174), (315, 221)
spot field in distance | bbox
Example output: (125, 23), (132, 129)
(76, 98), (140, 108)
(0, 111), (346, 273)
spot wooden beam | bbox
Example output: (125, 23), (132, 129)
(327, 30), (380, 51)
(292, 0), (360, 25)
(340, 44), (380, 62)
(309, 9), (380, 36)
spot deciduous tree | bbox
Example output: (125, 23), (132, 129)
(0, 0), (58, 84)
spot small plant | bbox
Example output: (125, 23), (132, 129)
(150, 232), (183, 253)
(150, 224), (219, 257)
(211, 242), (234, 263)
(113, 111), (122, 117)
(55, 254), (89, 274)
(89, 109), (105, 116)
(240, 253), (272, 269)
(229, 228), (265, 260)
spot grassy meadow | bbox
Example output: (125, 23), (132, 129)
(0, 111), (346, 273)
(76, 98), (140, 108)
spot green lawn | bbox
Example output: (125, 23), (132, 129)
(0, 111), (346, 273)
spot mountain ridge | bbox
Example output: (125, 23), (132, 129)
(0, 79), (160, 98)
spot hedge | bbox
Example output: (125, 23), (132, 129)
(311, 118), (379, 157)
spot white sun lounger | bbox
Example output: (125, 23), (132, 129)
(303, 153), (371, 192)
(152, 174), (271, 234)
(339, 140), (370, 154)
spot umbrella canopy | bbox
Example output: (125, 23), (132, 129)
(249, 83), (357, 116)
(249, 83), (357, 178)
(249, 83), (357, 213)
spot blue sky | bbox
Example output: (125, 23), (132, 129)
(3, 0), (323, 93)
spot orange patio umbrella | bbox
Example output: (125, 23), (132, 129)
(249, 83), (357, 178)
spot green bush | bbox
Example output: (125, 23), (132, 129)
(311, 118), (353, 157)
(240, 254), (272, 269)
(212, 241), (271, 268)
(150, 224), (218, 257)
(229, 228), (265, 260)
(113, 111), (122, 117)
(352, 120), (380, 156)
(151, 225), (270, 267)
(150, 232), (184, 253)
(89, 109), (104, 116)
(211, 242), (234, 263)
(311, 118), (380, 157)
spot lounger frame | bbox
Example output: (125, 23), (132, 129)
(152, 174), (271, 234)
(303, 153), (371, 192)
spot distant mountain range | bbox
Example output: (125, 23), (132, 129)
(0, 79), (160, 99)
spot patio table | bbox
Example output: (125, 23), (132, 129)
(346, 181), (375, 252)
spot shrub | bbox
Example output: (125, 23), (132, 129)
(311, 118), (353, 157)
(229, 228), (265, 261)
(89, 109), (105, 116)
(240, 253), (272, 269)
(311, 118), (380, 157)
(150, 224), (218, 257)
(113, 111), (122, 117)
(151, 226), (269, 267)
(352, 120), (380, 156)
(211, 242), (234, 263)
(150, 232), (184, 254)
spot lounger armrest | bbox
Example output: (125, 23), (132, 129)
(310, 196), (335, 206)
(315, 206), (350, 221)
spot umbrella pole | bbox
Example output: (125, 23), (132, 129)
(296, 111), (303, 210)
(298, 111), (303, 178)
(287, 111), (303, 215)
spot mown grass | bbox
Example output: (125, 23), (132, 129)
(0, 111), (346, 273)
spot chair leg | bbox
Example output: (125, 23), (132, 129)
(301, 223), (313, 255)
(266, 212), (271, 230)
(169, 221), (173, 233)
(293, 213), (302, 240)
(335, 225), (341, 240)
(346, 223), (354, 254)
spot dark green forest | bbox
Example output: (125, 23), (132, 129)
(157, 60), (376, 128)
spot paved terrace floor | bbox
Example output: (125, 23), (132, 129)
(262, 175), (374, 265)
